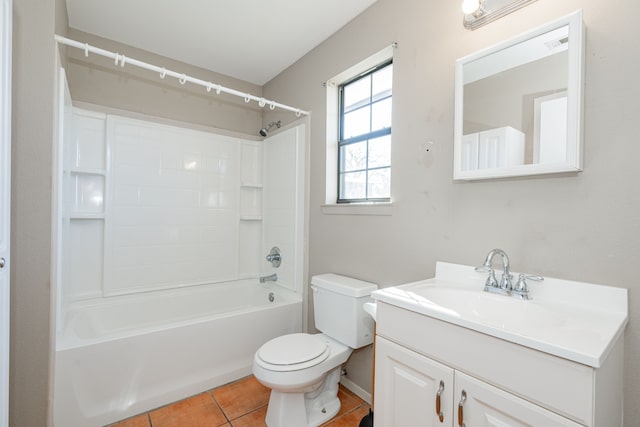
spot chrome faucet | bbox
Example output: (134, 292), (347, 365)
(477, 248), (513, 290)
(259, 273), (278, 283)
(475, 249), (543, 300)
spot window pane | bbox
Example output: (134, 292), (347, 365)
(340, 171), (366, 200)
(372, 65), (393, 100)
(343, 75), (371, 112)
(340, 141), (367, 172)
(337, 60), (392, 203)
(368, 135), (391, 169)
(368, 167), (391, 199)
(371, 98), (392, 132)
(343, 106), (371, 139)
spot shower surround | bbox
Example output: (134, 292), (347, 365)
(53, 107), (307, 426)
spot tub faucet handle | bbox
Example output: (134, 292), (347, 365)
(266, 247), (281, 268)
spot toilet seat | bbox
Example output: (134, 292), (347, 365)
(257, 333), (330, 372)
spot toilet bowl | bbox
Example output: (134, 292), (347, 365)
(253, 333), (351, 392)
(253, 333), (351, 427)
(252, 274), (378, 427)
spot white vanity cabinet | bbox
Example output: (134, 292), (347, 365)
(453, 371), (581, 427)
(373, 300), (625, 427)
(375, 336), (454, 426)
(375, 335), (582, 427)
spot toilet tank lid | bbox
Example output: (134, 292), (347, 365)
(311, 274), (378, 297)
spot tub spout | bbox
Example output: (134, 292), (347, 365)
(259, 273), (278, 283)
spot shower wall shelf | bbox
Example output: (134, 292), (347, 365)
(59, 106), (108, 302)
(238, 141), (264, 278)
(67, 169), (106, 219)
(65, 169), (105, 218)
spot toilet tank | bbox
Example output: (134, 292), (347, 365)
(311, 274), (378, 349)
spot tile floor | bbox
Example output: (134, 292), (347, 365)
(108, 375), (371, 427)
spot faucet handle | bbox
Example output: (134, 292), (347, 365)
(514, 274), (544, 292)
(476, 265), (499, 288)
(485, 269), (499, 288)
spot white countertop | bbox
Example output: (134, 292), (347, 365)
(371, 262), (628, 367)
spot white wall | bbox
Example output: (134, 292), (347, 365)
(261, 125), (307, 294)
(263, 0), (640, 424)
(104, 116), (243, 295)
(61, 110), (307, 305)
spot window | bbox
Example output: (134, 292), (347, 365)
(337, 60), (392, 203)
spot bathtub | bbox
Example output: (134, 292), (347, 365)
(53, 280), (302, 427)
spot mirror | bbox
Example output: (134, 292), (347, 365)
(454, 10), (584, 180)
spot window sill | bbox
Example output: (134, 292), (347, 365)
(321, 202), (394, 216)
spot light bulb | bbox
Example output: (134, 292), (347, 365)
(461, 0), (480, 15)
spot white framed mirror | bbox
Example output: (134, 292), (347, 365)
(454, 10), (584, 181)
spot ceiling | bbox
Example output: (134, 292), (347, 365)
(65, 0), (379, 86)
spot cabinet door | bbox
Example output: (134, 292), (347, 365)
(454, 371), (582, 427)
(374, 336), (454, 427)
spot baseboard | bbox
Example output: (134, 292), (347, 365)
(339, 377), (372, 405)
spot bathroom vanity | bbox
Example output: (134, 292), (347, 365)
(371, 262), (628, 427)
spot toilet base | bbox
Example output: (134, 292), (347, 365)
(265, 367), (342, 427)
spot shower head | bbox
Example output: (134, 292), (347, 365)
(259, 120), (281, 137)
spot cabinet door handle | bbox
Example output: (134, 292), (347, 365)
(458, 390), (467, 427)
(435, 380), (445, 422)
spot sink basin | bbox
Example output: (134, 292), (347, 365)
(371, 261), (629, 367)
(407, 285), (566, 330)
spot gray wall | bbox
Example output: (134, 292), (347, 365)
(65, 28), (263, 135)
(264, 0), (639, 424)
(10, 0), (66, 425)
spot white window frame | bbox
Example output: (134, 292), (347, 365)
(323, 45), (395, 216)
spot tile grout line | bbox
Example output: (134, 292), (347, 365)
(208, 390), (233, 426)
(230, 404), (268, 424)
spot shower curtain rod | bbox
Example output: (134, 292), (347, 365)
(54, 35), (310, 117)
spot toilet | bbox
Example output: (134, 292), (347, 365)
(252, 273), (378, 427)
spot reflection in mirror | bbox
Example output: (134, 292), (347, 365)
(454, 10), (584, 180)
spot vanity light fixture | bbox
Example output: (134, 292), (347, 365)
(462, 0), (538, 30)
(462, 0), (483, 15)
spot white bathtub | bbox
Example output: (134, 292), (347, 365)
(53, 281), (302, 427)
